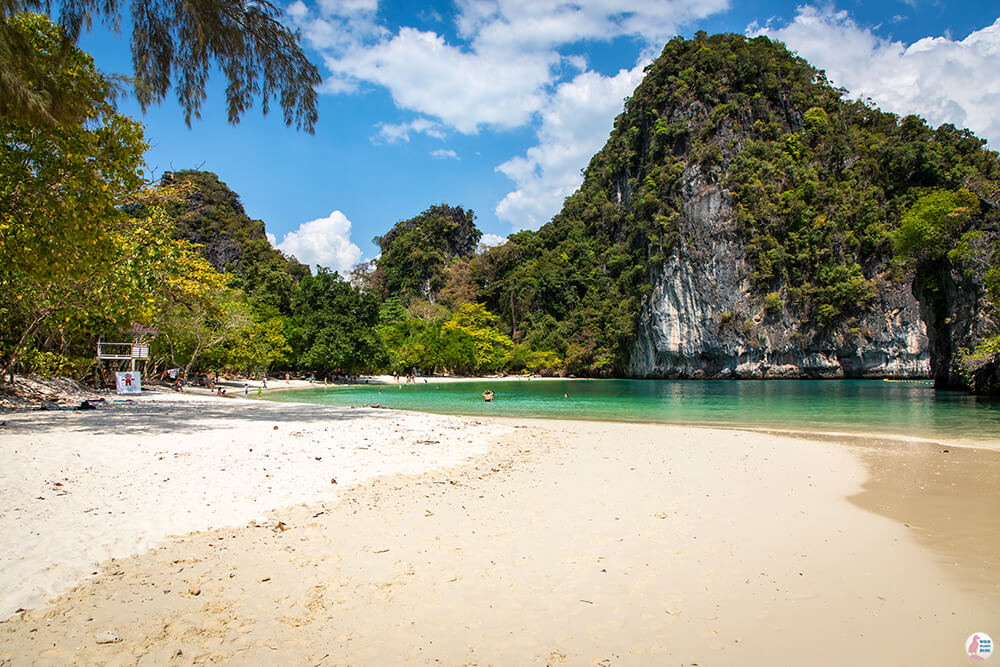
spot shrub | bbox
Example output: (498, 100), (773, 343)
(764, 292), (783, 315)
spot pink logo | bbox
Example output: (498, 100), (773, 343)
(968, 633), (994, 661)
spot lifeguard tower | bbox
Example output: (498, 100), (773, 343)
(96, 323), (157, 394)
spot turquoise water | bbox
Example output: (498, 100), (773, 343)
(264, 379), (1000, 445)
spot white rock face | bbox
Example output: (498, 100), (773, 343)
(628, 172), (931, 378)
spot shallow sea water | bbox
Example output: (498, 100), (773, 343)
(263, 378), (1000, 447)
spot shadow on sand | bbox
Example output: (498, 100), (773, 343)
(1, 393), (381, 437)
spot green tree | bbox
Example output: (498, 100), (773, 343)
(0, 14), (160, 377)
(369, 204), (481, 302)
(437, 323), (478, 375)
(292, 269), (387, 374)
(378, 316), (444, 374)
(2, 0), (319, 130)
(895, 188), (999, 388)
(894, 189), (979, 265)
(441, 303), (513, 374)
(205, 311), (290, 376)
(151, 260), (245, 379)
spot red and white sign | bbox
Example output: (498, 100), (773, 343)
(116, 371), (141, 394)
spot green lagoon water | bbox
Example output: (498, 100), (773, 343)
(263, 379), (999, 446)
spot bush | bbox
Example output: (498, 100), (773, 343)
(764, 292), (783, 315)
(20, 350), (75, 375)
(956, 336), (1000, 388)
(525, 350), (563, 375)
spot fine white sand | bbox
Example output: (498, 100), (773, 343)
(0, 392), (512, 619)
(1, 392), (998, 665)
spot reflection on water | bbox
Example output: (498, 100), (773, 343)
(264, 379), (1000, 446)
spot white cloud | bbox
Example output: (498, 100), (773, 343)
(287, 0), (733, 229)
(275, 211), (363, 274)
(325, 28), (556, 133)
(286, 1), (309, 21)
(266, 231), (277, 247)
(293, 0), (730, 134)
(455, 0), (729, 52)
(289, 1), (385, 52)
(374, 117), (447, 143)
(480, 232), (508, 247)
(750, 6), (1000, 147)
(430, 148), (459, 159)
(318, 0), (377, 14)
(495, 64), (647, 229)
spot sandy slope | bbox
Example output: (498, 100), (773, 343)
(1, 394), (997, 665)
(0, 392), (512, 619)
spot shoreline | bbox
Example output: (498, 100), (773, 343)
(260, 390), (1000, 454)
(250, 376), (1000, 452)
(1, 392), (997, 664)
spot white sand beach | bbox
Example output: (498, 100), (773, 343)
(0, 392), (513, 619)
(1, 390), (998, 665)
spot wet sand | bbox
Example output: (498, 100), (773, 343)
(848, 436), (1000, 605)
(1, 396), (997, 665)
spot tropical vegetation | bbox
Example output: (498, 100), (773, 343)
(2, 21), (998, 391)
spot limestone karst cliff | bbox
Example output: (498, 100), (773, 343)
(478, 32), (999, 390)
(627, 165), (932, 379)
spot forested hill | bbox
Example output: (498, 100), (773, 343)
(141, 34), (1000, 391)
(11, 16), (997, 392)
(471, 32), (1000, 390)
(161, 170), (306, 277)
(160, 170), (310, 311)
(368, 204), (480, 302)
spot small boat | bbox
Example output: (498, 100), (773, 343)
(483, 390), (494, 402)
(882, 378), (934, 386)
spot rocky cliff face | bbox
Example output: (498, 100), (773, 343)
(487, 34), (998, 389)
(628, 166), (931, 378)
(162, 170), (271, 273)
(914, 264), (997, 389)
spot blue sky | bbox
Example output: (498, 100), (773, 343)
(79, 1), (1000, 273)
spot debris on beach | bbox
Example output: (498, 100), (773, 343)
(94, 629), (122, 644)
(1, 375), (101, 410)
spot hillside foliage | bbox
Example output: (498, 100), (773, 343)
(466, 32), (1000, 375)
(4, 25), (998, 389)
(367, 204), (481, 303)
